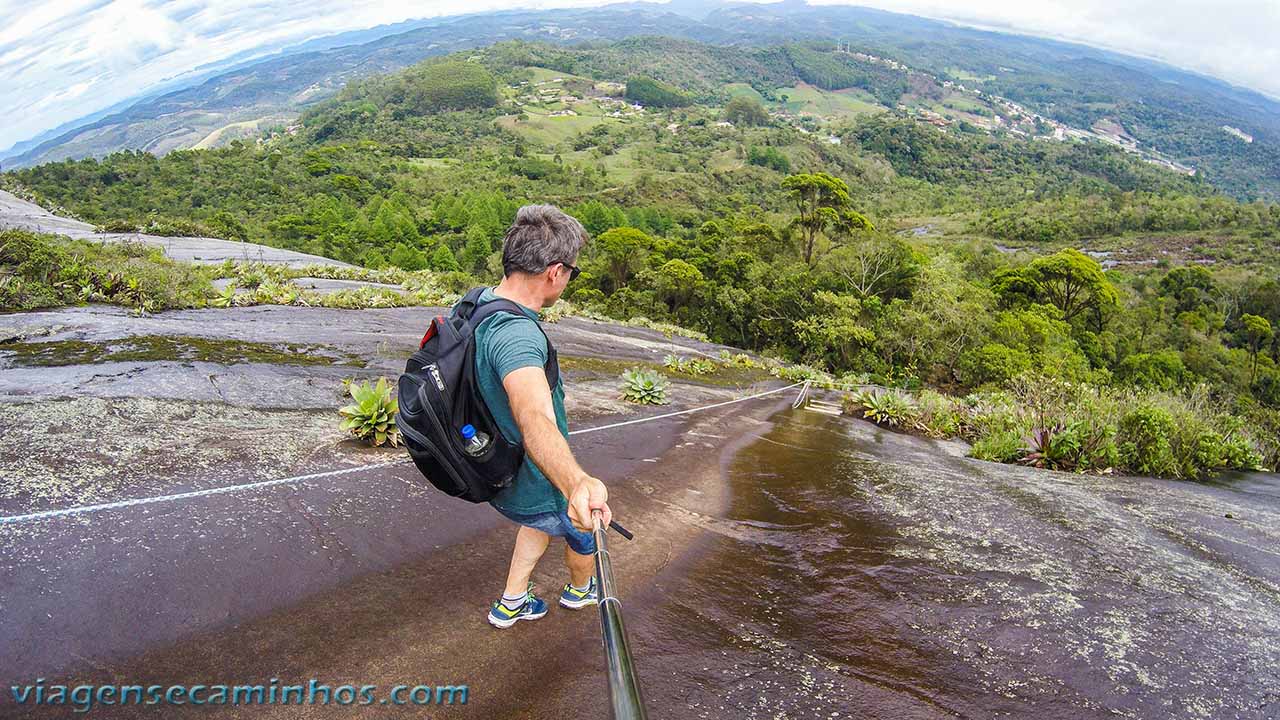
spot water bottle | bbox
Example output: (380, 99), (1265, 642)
(460, 424), (490, 456)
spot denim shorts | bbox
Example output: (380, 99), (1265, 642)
(493, 506), (597, 555)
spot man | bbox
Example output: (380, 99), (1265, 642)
(468, 204), (613, 629)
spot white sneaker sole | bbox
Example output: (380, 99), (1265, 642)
(488, 608), (547, 628)
(558, 596), (598, 610)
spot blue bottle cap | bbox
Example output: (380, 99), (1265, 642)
(460, 424), (476, 440)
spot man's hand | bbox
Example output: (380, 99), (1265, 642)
(568, 474), (611, 532)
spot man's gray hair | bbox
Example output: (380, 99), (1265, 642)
(501, 204), (589, 277)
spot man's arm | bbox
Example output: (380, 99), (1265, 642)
(503, 365), (612, 531)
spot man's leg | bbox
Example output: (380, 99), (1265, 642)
(565, 543), (593, 589)
(503, 525), (551, 597)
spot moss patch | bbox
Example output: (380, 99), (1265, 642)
(0, 335), (366, 368)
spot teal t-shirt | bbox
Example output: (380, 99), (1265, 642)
(470, 287), (570, 515)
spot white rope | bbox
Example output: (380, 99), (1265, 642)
(0, 460), (409, 526)
(0, 380), (807, 526)
(790, 379), (812, 409)
(567, 380), (805, 436)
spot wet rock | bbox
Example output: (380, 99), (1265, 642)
(0, 323), (64, 343)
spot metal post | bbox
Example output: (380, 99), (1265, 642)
(592, 510), (649, 720)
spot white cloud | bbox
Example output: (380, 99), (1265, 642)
(0, 0), (621, 151)
(1, 0), (1277, 153)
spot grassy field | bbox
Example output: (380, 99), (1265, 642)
(538, 143), (651, 183)
(708, 148), (744, 172)
(726, 82), (882, 120)
(945, 66), (996, 83)
(779, 84), (882, 119)
(724, 83), (766, 102)
(496, 108), (615, 147)
(937, 93), (988, 114)
(192, 117), (284, 150)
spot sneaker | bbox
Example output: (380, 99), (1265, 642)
(487, 586), (548, 629)
(559, 578), (599, 610)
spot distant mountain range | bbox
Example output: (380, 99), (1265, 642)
(4, 0), (1278, 200)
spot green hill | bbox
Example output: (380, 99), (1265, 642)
(4, 37), (1280, 476)
(4, 2), (1279, 201)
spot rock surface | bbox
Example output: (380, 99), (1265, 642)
(0, 189), (351, 267)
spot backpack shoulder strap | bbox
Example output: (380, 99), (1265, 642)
(465, 290), (560, 389)
(467, 297), (531, 327)
(452, 287), (488, 321)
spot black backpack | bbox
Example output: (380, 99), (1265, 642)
(396, 287), (559, 502)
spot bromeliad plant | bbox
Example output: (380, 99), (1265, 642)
(620, 367), (671, 405)
(845, 388), (920, 428)
(663, 354), (718, 376)
(718, 350), (765, 369)
(1020, 423), (1079, 470)
(339, 377), (401, 447)
(210, 284), (238, 308)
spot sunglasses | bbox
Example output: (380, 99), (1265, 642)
(558, 261), (581, 282)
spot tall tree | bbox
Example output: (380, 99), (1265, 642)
(780, 173), (865, 264)
(597, 227), (651, 291)
(1243, 314), (1274, 383)
(460, 225), (494, 274)
(655, 259), (703, 315)
(1011, 249), (1120, 327)
(724, 95), (769, 126)
(825, 234), (913, 299)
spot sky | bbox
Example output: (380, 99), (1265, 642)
(1, 0), (1277, 152)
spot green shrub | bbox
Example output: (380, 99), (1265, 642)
(663, 354), (718, 376)
(718, 351), (766, 369)
(770, 362), (833, 384)
(621, 315), (709, 342)
(1219, 424), (1264, 470)
(748, 146), (791, 173)
(338, 377), (401, 447)
(1061, 409), (1120, 472)
(1117, 406), (1178, 477)
(620, 367), (670, 405)
(539, 300), (575, 323)
(957, 390), (1021, 440)
(1115, 351), (1186, 390)
(625, 76), (693, 107)
(1239, 405), (1280, 469)
(970, 428), (1026, 463)
(959, 343), (1032, 387)
(1172, 415), (1261, 479)
(145, 216), (217, 237)
(570, 287), (606, 307)
(1, 230), (213, 312)
(915, 389), (965, 437)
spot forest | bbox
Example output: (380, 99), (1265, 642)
(4, 39), (1279, 479)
